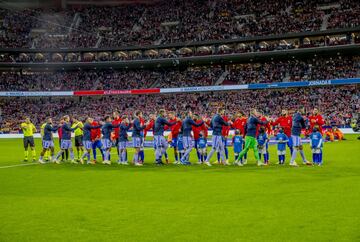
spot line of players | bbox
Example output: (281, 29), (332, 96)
(20, 107), (325, 166)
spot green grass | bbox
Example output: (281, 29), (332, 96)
(0, 136), (359, 242)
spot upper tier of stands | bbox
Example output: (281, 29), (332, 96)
(0, 0), (359, 49)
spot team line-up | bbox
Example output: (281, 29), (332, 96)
(20, 107), (326, 167)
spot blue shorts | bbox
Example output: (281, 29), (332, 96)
(61, 139), (72, 149)
(182, 136), (193, 149)
(83, 140), (92, 150)
(171, 137), (178, 148)
(42, 140), (54, 149)
(177, 139), (184, 151)
(102, 139), (112, 149)
(234, 145), (242, 154)
(222, 137), (228, 147)
(212, 135), (224, 151)
(287, 138), (293, 147)
(194, 139), (199, 149)
(132, 137), (142, 148)
(92, 140), (102, 149)
(118, 141), (127, 149)
(154, 135), (168, 149)
(291, 135), (302, 147)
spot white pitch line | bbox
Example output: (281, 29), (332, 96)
(0, 163), (39, 169)
(0, 148), (155, 168)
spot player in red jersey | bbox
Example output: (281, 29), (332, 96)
(192, 113), (208, 164)
(232, 112), (247, 136)
(168, 111), (182, 164)
(232, 112), (248, 163)
(254, 111), (272, 162)
(272, 109), (293, 154)
(90, 119), (104, 163)
(308, 108), (325, 134)
(308, 107), (325, 162)
(143, 114), (155, 139)
(112, 111), (122, 153)
(217, 114), (230, 164)
(139, 113), (158, 163)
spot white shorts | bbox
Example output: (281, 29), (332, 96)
(291, 135), (302, 147)
(182, 136), (193, 149)
(312, 148), (322, 154)
(199, 147), (207, 154)
(60, 139), (72, 149)
(101, 139), (112, 149)
(83, 140), (92, 150)
(42, 140), (54, 149)
(212, 135), (224, 152)
(132, 137), (142, 148)
(118, 141), (127, 149)
(277, 150), (286, 155)
(258, 145), (267, 155)
(154, 135), (168, 149)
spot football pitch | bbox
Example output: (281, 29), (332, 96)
(0, 136), (359, 242)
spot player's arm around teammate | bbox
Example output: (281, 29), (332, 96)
(235, 109), (268, 166)
(38, 118), (58, 163)
(80, 118), (102, 165)
(118, 116), (131, 165)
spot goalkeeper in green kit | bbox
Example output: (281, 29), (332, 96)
(235, 109), (269, 166)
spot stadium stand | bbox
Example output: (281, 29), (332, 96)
(0, 0), (359, 48)
(0, 56), (358, 91)
(0, 85), (358, 133)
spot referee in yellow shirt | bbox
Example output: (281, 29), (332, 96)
(72, 118), (84, 161)
(20, 117), (37, 162)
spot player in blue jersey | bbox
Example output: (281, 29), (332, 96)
(101, 115), (121, 165)
(79, 117), (102, 164)
(132, 110), (148, 166)
(197, 132), (207, 164)
(180, 111), (205, 165)
(310, 127), (323, 166)
(290, 106), (311, 166)
(275, 127), (288, 165)
(38, 118), (58, 164)
(205, 108), (231, 166)
(257, 127), (269, 165)
(233, 130), (244, 166)
(54, 115), (79, 164)
(154, 109), (178, 165)
(118, 116), (131, 165)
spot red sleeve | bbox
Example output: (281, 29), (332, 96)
(272, 117), (280, 126)
(318, 115), (325, 126)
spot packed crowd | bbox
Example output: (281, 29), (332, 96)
(327, 1), (360, 29)
(0, 56), (358, 91)
(1, 85), (358, 133)
(0, 0), (359, 49)
(224, 56), (359, 84)
(0, 66), (222, 91)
